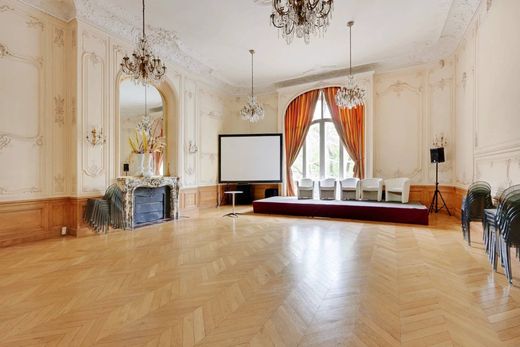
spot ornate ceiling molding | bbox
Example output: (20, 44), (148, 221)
(19, 0), (75, 21)
(74, 0), (232, 91)
(18, 0), (481, 95)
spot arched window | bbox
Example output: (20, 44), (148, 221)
(291, 90), (354, 183)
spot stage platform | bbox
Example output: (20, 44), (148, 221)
(253, 197), (429, 225)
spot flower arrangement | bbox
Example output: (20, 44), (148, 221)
(128, 119), (165, 155)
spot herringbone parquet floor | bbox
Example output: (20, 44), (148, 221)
(1, 207), (520, 346)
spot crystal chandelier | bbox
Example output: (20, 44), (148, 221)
(121, 0), (166, 85)
(271, 0), (334, 44)
(336, 21), (366, 109)
(240, 50), (264, 123)
(136, 84), (152, 135)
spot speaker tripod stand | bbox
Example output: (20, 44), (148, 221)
(429, 162), (451, 215)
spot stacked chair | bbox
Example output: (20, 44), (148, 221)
(84, 183), (125, 233)
(319, 178), (337, 200)
(296, 178), (314, 199)
(482, 185), (520, 284)
(340, 178), (360, 200)
(461, 181), (493, 245)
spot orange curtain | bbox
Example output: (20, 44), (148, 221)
(284, 90), (320, 196)
(323, 87), (366, 179)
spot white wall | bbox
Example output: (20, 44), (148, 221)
(374, 62), (455, 185)
(72, 19), (229, 195)
(223, 93), (279, 134)
(454, 0), (520, 193)
(224, 66), (455, 186)
(0, 1), (229, 202)
(0, 0), (69, 201)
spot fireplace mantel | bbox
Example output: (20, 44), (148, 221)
(116, 176), (180, 230)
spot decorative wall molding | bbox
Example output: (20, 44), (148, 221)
(26, 16), (44, 31)
(54, 95), (65, 126)
(0, 135), (11, 151)
(53, 28), (64, 47)
(0, 43), (10, 57)
(374, 73), (424, 181)
(0, 4), (14, 12)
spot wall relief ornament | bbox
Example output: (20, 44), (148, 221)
(26, 16), (44, 31)
(54, 96), (65, 126)
(84, 163), (103, 177)
(379, 80), (421, 98)
(54, 28), (64, 47)
(0, 4), (14, 12)
(0, 43), (9, 58)
(54, 174), (65, 192)
(0, 135), (12, 151)
(461, 72), (468, 90)
(34, 136), (44, 146)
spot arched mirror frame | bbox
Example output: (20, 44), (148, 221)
(115, 74), (179, 178)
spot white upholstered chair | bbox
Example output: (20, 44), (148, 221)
(360, 178), (383, 201)
(340, 178), (360, 201)
(297, 179), (314, 199)
(319, 178), (337, 200)
(384, 178), (411, 203)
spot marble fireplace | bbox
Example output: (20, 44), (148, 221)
(116, 176), (180, 230)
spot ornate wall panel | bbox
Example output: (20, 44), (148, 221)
(78, 27), (109, 194)
(428, 75), (454, 184)
(0, 1), (52, 200)
(454, 30), (476, 186)
(474, 0), (520, 156)
(374, 74), (424, 182)
(198, 87), (224, 186)
(182, 78), (198, 187)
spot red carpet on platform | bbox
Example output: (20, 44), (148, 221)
(253, 197), (429, 225)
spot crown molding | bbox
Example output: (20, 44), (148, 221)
(19, 0), (75, 21)
(17, 0), (481, 96)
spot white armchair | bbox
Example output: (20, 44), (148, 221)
(361, 178), (383, 201)
(319, 178), (337, 200)
(385, 178), (411, 203)
(340, 178), (360, 201)
(297, 179), (314, 199)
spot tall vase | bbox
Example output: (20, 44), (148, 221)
(143, 153), (154, 177)
(131, 153), (144, 176)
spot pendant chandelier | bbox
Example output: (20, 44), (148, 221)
(136, 84), (153, 134)
(121, 0), (166, 85)
(271, 0), (334, 45)
(336, 21), (366, 109)
(240, 50), (264, 123)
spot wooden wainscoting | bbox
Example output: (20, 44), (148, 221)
(410, 185), (466, 218)
(218, 183), (282, 205)
(0, 198), (69, 247)
(179, 186), (220, 210)
(0, 184), (466, 247)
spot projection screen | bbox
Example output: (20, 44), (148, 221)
(219, 134), (283, 183)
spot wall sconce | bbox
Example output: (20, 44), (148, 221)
(187, 141), (198, 154)
(86, 127), (106, 146)
(432, 134), (448, 148)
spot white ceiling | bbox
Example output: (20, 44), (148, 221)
(22, 0), (481, 92)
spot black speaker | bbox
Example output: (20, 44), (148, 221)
(265, 188), (279, 198)
(430, 147), (445, 163)
(235, 184), (253, 205)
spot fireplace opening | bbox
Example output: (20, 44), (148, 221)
(133, 186), (171, 227)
